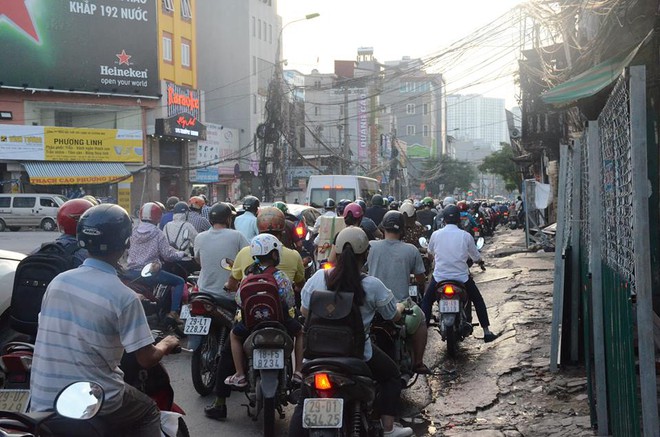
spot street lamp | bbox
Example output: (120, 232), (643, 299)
(260, 13), (319, 202)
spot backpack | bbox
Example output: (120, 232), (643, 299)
(238, 265), (283, 330)
(303, 286), (365, 360)
(10, 242), (81, 336)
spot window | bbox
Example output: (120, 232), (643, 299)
(269, 24), (272, 43)
(314, 106), (319, 116)
(423, 125), (429, 137)
(0, 197), (9, 208)
(263, 21), (267, 41)
(181, 0), (192, 19)
(423, 103), (429, 115)
(162, 0), (174, 12)
(181, 39), (191, 68)
(406, 104), (415, 114)
(406, 125), (415, 136)
(40, 198), (56, 207)
(14, 197), (35, 208)
(252, 56), (256, 76)
(258, 19), (262, 39)
(162, 32), (173, 63)
(253, 95), (257, 114)
(252, 17), (256, 37)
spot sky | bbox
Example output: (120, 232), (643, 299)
(278, 0), (525, 109)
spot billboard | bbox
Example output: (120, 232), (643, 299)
(188, 124), (240, 183)
(0, 125), (143, 162)
(0, 0), (159, 96)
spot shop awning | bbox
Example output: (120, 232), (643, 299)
(541, 32), (650, 106)
(23, 162), (131, 185)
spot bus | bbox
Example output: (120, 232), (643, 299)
(306, 175), (380, 208)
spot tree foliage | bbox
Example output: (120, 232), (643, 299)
(422, 155), (477, 195)
(478, 143), (520, 192)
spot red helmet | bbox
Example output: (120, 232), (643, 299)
(457, 200), (468, 212)
(343, 203), (364, 220)
(140, 202), (163, 224)
(257, 207), (285, 233)
(57, 199), (95, 236)
(188, 196), (205, 211)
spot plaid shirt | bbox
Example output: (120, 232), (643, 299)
(187, 211), (211, 232)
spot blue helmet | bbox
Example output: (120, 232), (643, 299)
(77, 204), (132, 255)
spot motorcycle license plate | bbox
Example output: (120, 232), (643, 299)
(0, 389), (30, 413)
(408, 285), (418, 297)
(179, 304), (191, 320)
(439, 299), (460, 313)
(253, 349), (284, 369)
(183, 316), (211, 335)
(303, 398), (343, 428)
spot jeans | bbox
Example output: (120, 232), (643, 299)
(127, 268), (184, 312)
(421, 276), (490, 329)
(288, 345), (401, 437)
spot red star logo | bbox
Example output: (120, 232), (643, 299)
(116, 49), (132, 65)
(0, 0), (40, 43)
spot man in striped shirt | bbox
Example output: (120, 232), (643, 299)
(30, 204), (179, 437)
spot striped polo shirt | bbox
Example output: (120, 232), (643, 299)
(30, 258), (154, 413)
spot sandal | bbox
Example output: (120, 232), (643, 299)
(292, 371), (303, 384)
(413, 363), (432, 375)
(224, 374), (248, 388)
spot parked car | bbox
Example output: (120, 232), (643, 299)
(0, 250), (26, 330)
(0, 193), (67, 232)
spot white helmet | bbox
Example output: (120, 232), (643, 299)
(334, 227), (370, 255)
(443, 196), (456, 206)
(399, 202), (416, 218)
(250, 234), (283, 258)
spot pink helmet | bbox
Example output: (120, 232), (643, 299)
(343, 203), (364, 220)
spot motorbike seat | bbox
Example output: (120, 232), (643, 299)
(302, 357), (373, 378)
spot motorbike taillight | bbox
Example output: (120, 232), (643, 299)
(443, 285), (456, 297)
(315, 373), (332, 390)
(295, 221), (307, 238)
(190, 300), (210, 316)
(321, 261), (334, 270)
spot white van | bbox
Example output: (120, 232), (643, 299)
(0, 193), (67, 232)
(306, 175), (380, 208)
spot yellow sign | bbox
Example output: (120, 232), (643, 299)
(118, 183), (131, 212)
(44, 127), (144, 163)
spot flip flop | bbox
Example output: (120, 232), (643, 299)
(224, 374), (248, 388)
(292, 371), (304, 384)
(413, 363), (432, 375)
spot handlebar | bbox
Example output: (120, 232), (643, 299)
(402, 308), (414, 316)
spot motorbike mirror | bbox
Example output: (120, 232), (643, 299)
(424, 224), (432, 231)
(418, 237), (428, 248)
(55, 381), (104, 420)
(476, 237), (485, 250)
(140, 262), (159, 278)
(220, 258), (234, 271)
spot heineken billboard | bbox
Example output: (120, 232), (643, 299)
(0, 0), (159, 97)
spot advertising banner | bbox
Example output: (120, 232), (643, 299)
(0, 0), (159, 96)
(155, 113), (207, 141)
(0, 125), (143, 162)
(188, 124), (240, 183)
(357, 93), (368, 162)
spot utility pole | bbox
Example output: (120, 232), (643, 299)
(343, 87), (350, 174)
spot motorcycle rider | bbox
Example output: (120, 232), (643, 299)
(163, 201), (198, 251)
(224, 234), (304, 388)
(158, 196), (180, 230)
(272, 201), (301, 250)
(367, 211), (430, 374)
(234, 195), (260, 241)
(365, 194), (387, 226)
(355, 199), (382, 240)
(187, 196), (212, 232)
(290, 227), (413, 437)
(126, 202), (188, 324)
(30, 204), (180, 437)
(416, 197), (437, 238)
(399, 201), (426, 249)
(420, 205), (497, 343)
(199, 193), (211, 220)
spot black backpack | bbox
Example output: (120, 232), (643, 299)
(303, 288), (365, 360)
(10, 242), (81, 336)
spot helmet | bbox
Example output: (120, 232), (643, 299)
(153, 201), (166, 213)
(335, 227), (370, 255)
(343, 203), (364, 220)
(188, 196), (205, 211)
(173, 201), (189, 214)
(166, 196), (179, 210)
(355, 199), (367, 213)
(413, 200), (421, 209)
(381, 211), (405, 234)
(82, 195), (99, 206)
(457, 200), (468, 212)
(382, 198), (389, 208)
(257, 207), (285, 233)
(399, 202), (416, 218)
(336, 199), (351, 216)
(250, 233), (283, 260)
(389, 200), (399, 210)
(209, 202), (234, 225)
(199, 194), (208, 205)
(57, 199), (95, 236)
(371, 194), (383, 206)
(323, 198), (336, 210)
(402, 199), (413, 204)
(387, 196), (395, 202)
(443, 205), (461, 225)
(140, 202), (163, 224)
(443, 196), (456, 206)
(77, 204), (132, 255)
(242, 195), (260, 213)
(421, 197), (434, 207)
(272, 201), (288, 214)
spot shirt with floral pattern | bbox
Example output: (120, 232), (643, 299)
(402, 221), (425, 248)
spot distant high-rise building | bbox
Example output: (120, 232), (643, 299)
(446, 94), (508, 158)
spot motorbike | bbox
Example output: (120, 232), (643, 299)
(183, 290), (236, 396)
(370, 304), (416, 387)
(435, 237), (485, 357)
(300, 357), (381, 436)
